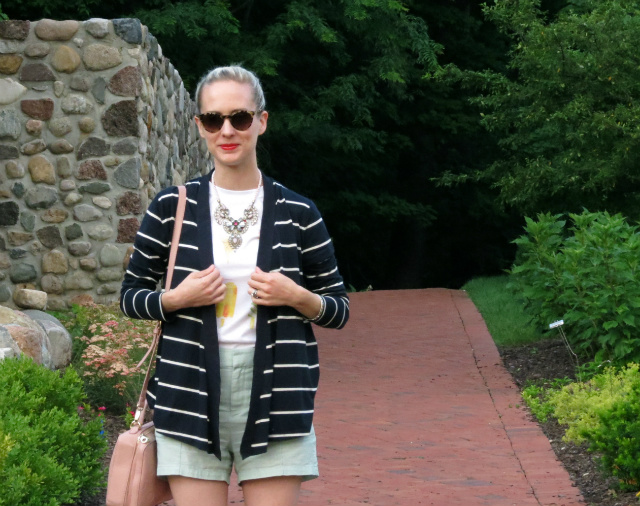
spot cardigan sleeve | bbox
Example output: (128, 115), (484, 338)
(299, 201), (350, 330)
(120, 187), (179, 322)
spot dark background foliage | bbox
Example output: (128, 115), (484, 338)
(7, 0), (633, 291)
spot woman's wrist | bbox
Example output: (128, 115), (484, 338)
(291, 286), (323, 320)
(161, 290), (179, 313)
(309, 294), (325, 322)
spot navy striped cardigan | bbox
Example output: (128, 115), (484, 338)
(120, 171), (349, 459)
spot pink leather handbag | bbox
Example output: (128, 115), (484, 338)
(106, 185), (186, 506)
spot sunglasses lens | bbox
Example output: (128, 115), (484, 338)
(199, 111), (256, 132)
(229, 111), (255, 131)
(200, 113), (224, 133)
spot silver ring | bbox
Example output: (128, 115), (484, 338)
(252, 289), (259, 299)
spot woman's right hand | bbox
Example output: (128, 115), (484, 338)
(161, 264), (226, 313)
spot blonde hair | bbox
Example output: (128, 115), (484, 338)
(194, 65), (266, 114)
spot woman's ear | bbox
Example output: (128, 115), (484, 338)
(194, 115), (206, 137)
(258, 110), (269, 135)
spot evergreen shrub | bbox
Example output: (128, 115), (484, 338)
(510, 210), (640, 365)
(0, 356), (107, 506)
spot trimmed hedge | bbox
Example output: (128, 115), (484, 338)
(0, 357), (107, 506)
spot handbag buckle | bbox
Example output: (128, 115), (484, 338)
(131, 406), (145, 428)
(138, 434), (149, 444)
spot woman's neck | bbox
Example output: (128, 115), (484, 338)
(212, 166), (261, 191)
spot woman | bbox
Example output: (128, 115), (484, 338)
(120, 66), (349, 506)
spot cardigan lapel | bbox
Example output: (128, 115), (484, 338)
(243, 175), (276, 455)
(195, 169), (222, 457)
(197, 170), (215, 269)
(256, 175), (275, 272)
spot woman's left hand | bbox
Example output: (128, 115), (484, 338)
(248, 267), (322, 319)
(248, 267), (302, 307)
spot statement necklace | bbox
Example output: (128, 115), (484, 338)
(212, 171), (262, 250)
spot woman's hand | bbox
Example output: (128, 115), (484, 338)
(162, 264), (226, 313)
(248, 267), (321, 319)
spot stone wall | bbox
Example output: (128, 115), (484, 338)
(0, 18), (211, 310)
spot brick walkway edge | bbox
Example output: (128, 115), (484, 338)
(297, 289), (585, 506)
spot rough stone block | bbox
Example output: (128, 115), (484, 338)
(77, 136), (109, 159)
(0, 201), (19, 226)
(83, 43), (122, 70)
(108, 66), (142, 96)
(25, 42), (50, 58)
(0, 78), (27, 105)
(113, 18), (143, 44)
(102, 100), (138, 136)
(0, 54), (23, 74)
(117, 217), (140, 243)
(21, 98), (54, 120)
(13, 288), (47, 310)
(0, 20), (30, 40)
(51, 45), (81, 72)
(0, 110), (20, 140)
(35, 19), (79, 41)
(36, 226), (63, 249)
(19, 63), (55, 82)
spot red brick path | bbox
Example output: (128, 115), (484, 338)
(218, 289), (584, 505)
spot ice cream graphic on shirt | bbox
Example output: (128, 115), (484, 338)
(216, 282), (237, 327)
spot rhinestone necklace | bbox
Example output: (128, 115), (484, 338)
(212, 171), (262, 250)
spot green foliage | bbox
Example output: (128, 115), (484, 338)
(538, 364), (640, 490)
(522, 383), (555, 423)
(49, 303), (102, 360)
(0, 357), (107, 506)
(522, 376), (572, 423)
(437, 0), (640, 218)
(547, 364), (639, 444)
(60, 302), (158, 412)
(3, 0), (520, 289)
(462, 275), (544, 347)
(586, 376), (640, 490)
(510, 210), (640, 364)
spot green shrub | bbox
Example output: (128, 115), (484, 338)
(521, 383), (555, 423)
(530, 364), (640, 490)
(587, 379), (640, 490)
(547, 364), (639, 444)
(0, 356), (107, 506)
(57, 302), (157, 412)
(510, 210), (640, 365)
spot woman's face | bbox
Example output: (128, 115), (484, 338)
(195, 80), (268, 173)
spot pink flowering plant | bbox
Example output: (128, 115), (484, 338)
(61, 302), (158, 413)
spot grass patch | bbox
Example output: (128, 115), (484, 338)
(463, 275), (544, 347)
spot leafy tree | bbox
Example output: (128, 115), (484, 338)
(437, 0), (640, 218)
(5, 0), (517, 288)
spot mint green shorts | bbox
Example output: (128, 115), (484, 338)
(156, 347), (319, 484)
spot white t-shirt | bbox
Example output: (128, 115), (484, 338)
(209, 181), (264, 348)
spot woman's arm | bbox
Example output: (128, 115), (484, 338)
(247, 198), (349, 329)
(121, 187), (227, 318)
(120, 188), (177, 321)
(161, 264), (226, 312)
(247, 267), (323, 320)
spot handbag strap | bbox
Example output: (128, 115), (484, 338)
(132, 185), (187, 429)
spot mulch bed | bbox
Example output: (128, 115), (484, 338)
(500, 337), (637, 506)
